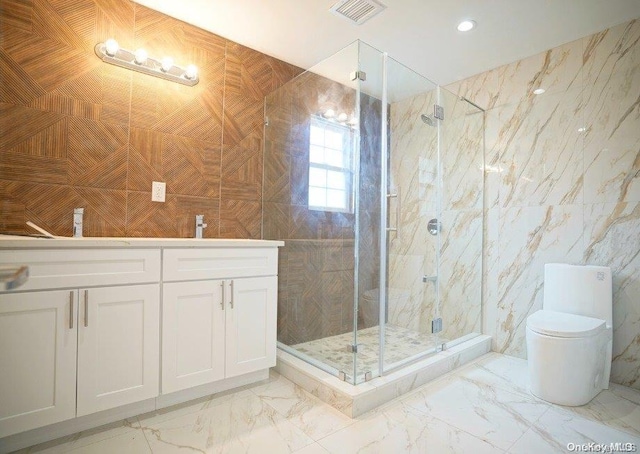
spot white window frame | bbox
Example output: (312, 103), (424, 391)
(308, 116), (355, 213)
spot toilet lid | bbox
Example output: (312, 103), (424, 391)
(527, 310), (606, 338)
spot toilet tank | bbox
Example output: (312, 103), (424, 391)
(543, 263), (612, 327)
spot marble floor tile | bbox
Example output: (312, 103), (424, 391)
(136, 389), (255, 427)
(400, 373), (550, 450)
(555, 389), (640, 437)
(508, 406), (640, 454)
(452, 352), (531, 397)
(12, 353), (640, 454)
(139, 392), (315, 453)
(318, 401), (502, 454)
(14, 419), (142, 454)
(250, 380), (355, 441)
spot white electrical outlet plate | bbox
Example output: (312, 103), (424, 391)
(152, 181), (166, 202)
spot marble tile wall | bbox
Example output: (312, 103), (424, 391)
(448, 18), (640, 389)
(387, 89), (484, 342)
(0, 0), (300, 238)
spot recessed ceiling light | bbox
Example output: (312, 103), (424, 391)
(533, 88), (546, 95)
(457, 20), (476, 32)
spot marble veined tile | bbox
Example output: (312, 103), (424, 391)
(584, 202), (640, 389)
(400, 373), (550, 450)
(140, 393), (314, 453)
(495, 204), (584, 358)
(508, 406), (640, 454)
(582, 74), (640, 204)
(250, 379), (355, 441)
(450, 37), (582, 111)
(583, 19), (640, 86)
(318, 401), (502, 454)
(53, 431), (151, 454)
(14, 419), (141, 454)
(497, 86), (584, 209)
(441, 95), (485, 212)
(453, 352), (531, 399)
(136, 389), (255, 427)
(292, 443), (330, 454)
(555, 388), (640, 437)
(439, 209), (483, 341)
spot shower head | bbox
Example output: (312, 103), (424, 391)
(420, 114), (435, 126)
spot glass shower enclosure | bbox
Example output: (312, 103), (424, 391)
(263, 41), (484, 384)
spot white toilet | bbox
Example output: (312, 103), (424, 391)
(526, 263), (613, 406)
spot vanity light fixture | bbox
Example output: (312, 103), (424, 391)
(94, 39), (199, 86)
(457, 20), (476, 32)
(533, 88), (546, 95)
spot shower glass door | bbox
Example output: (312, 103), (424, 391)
(381, 55), (442, 374)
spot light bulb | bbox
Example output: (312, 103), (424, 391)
(104, 38), (119, 57)
(161, 57), (174, 72)
(457, 20), (476, 32)
(185, 64), (198, 80)
(533, 88), (546, 95)
(337, 112), (348, 122)
(134, 48), (148, 65)
(322, 109), (335, 119)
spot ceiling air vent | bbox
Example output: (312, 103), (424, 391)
(330, 0), (386, 25)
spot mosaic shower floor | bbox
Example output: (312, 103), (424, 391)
(292, 324), (442, 382)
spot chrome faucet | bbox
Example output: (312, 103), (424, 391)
(73, 208), (84, 238)
(195, 214), (207, 239)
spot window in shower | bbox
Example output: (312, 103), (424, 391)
(308, 116), (354, 213)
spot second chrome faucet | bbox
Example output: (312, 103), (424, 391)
(195, 214), (207, 239)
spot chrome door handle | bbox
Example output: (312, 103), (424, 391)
(229, 280), (234, 309)
(386, 188), (401, 239)
(220, 280), (225, 310)
(69, 291), (74, 329)
(84, 289), (89, 327)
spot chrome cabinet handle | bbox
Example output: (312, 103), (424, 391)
(229, 280), (234, 309)
(220, 280), (225, 310)
(69, 291), (74, 329)
(84, 290), (89, 327)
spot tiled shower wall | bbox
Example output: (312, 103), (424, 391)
(450, 19), (640, 389)
(388, 90), (484, 343)
(264, 71), (382, 346)
(0, 0), (300, 238)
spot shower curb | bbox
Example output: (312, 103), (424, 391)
(275, 334), (492, 418)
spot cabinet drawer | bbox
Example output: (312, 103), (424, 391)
(163, 248), (277, 282)
(0, 249), (161, 291)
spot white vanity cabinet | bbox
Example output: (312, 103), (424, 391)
(0, 290), (78, 438)
(0, 239), (281, 448)
(76, 284), (160, 417)
(161, 248), (278, 394)
(0, 249), (161, 438)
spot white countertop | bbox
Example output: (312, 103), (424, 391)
(0, 235), (284, 249)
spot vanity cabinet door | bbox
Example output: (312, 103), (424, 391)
(76, 284), (160, 417)
(162, 280), (226, 394)
(0, 290), (78, 438)
(225, 276), (277, 378)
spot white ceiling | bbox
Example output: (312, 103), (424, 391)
(132, 0), (640, 86)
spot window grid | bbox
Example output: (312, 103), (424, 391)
(308, 117), (353, 213)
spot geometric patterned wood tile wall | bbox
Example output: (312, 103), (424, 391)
(0, 0), (301, 238)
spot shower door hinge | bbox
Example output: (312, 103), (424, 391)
(364, 371), (373, 382)
(264, 116), (269, 126)
(432, 317), (443, 334)
(350, 70), (366, 81)
(433, 104), (444, 121)
(347, 344), (359, 353)
(338, 371), (347, 381)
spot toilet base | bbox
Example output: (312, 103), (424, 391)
(526, 327), (610, 407)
